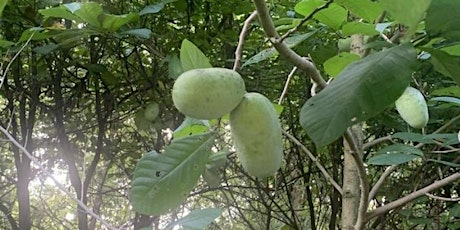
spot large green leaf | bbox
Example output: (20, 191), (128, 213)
(313, 3), (347, 30)
(74, 2), (103, 28)
(300, 44), (417, 146)
(341, 22), (379, 36)
(380, 0), (431, 39)
(100, 13), (140, 32)
(163, 208), (222, 230)
(180, 39), (212, 72)
(426, 0), (460, 39)
(368, 143), (423, 165)
(131, 132), (216, 215)
(323, 52), (360, 77)
(335, 0), (382, 23)
(39, 5), (82, 22)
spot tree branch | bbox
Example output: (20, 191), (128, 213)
(252, 0), (326, 88)
(366, 173), (460, 221)
(233, 11), (258, 71)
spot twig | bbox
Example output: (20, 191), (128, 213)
(425, 193), (460, 202)
(363, 135), (393, 150)
(252, 0), (327, 88)
(282, 130), (343, 195)
(1, 30), (37, 90)
(233, 11), (258, 71)
(278, 66), (297, 104)
(0, 125), (118, 230)
(365, 173), (460, 221)
(278, 0), (333, 43)
(368, 165), (397, 201)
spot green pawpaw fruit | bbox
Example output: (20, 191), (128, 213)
(395, 87), (429, 129)
(230, 92), (283, 178)
(144, 102), (160, 121)
(172, 68), (246, 120)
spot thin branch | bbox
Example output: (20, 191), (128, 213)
(282, 130), (343, 195)
(425, 193), (460, 202)
(363, 135), (392, 150)
(252, 0), (327, 88)
(366, 173), (460, 221)
(1, 30), (36, 90)
(233, 11), (258, 71)
(278, 66), (297, 105)
(368, 165), (397, 201)
(0, 125), (118, 230)
(278, 0), (333, 43)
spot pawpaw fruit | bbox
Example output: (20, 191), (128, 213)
(172, 68), (246, 120)
(144, 102), (160, 121)
(395, 87), (429, 129)
(229, 92), (283, 178)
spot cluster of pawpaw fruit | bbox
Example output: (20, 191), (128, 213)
(172, 68), (283, 178)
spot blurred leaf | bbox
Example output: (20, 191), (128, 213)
(100, 13), (139, 32)
(74, 2), (103, 28)
(368, 143), (423, 165)
(441, 43), (460, 56)
(294, 0), (325, 16)
(380, 0), (431, 39)
(0, 39), (14, 48)
(131, 132), (216, 215)
(0, 0), (8, 17)
(323, 52), (361, 77)
(422, 48), (460, 86)
(163, 208), (222, 230)
(392, 132), (435, 144)
(335, 0), (382, 22)
(33, 43), (60, 54)
(39, 5), (82, 22)
(168, 54), (183, 79)
(426, 0), (460, 39)
(18, 28), (51, 42)
(313, 3), (347, 30)
(180, 39), (212, 71)
(300, 44), (417, 146)
(427, 159), (460, 167)
(431, 86), (460, 98)
(430, 96), (460, 106)
(449, 204), (460, 217)
(120, 28), (152, 39)
(342, 22), (379, 36)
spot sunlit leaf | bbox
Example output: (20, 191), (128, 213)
(342, 22), (379, 36)
(131, 132), (216, 215)
(163, 208), (222, 230)
(74, 2), (103, 28)
(335, 0), (382, 22)
(313, 3), (347, 30)
(180, 39), (212, 71)
(323, 52), (361, 77)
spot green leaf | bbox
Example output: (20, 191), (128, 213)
(335, 0), (382, 22)
(426, 0), (460, 39)
(131, 132), (216, 215)
(63, 2), (81, 13)
(18, 28), (51, 42)
(33, 43), (60, 54)
(431, 86), (460, 97)
(0, 0), (8, 18)
(422, 48), (460, 85)
(39, 5), (82, 22)
(173, 117), (210, 139)
(294, 0), (325, 16)
(368, 143), (423, 165)
(180, 39), (212, 71)
(313, 3), (347, 30)
(74, 2), (103, 28)
(342, 22), (379, 36)
(139, 0), (177, 15)
(441, 43), (460, 56)
(243, 31), (317, 67)
(427, 159), (460, 167)
(323, 52), (361, 77)
(168, 54), (183, 79)
(120, 28), (152, 39)
(430, 96), (460, 106)
(300, 44), (418, 146)
(380, 0), (431, 39)
(392, 132), (435, 144)
(163, 208), (222, 230)
(0, 39), (15, 48)
(100, 13), (139, 32)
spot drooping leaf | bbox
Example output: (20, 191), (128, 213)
(100, 13), (140, 32)
(163, 208), (223, 230)
(368, 143), (423, 165)
(313, 3), (347, 30)
(421, 48), (460, 86)
(430, 96), (460, 106)
(380, 0), (431, 39)
(168, 54), (183, 79)
(342, 22), (379, 36)
(300, 44), (418, 146)
(392, 132), (435, 144)
(180, 39), (212, 71)
(323, 52), (361, 77)
(74, 2), (103, 28)
(120, 28), (152, 39)
(335, 0), (382, 22)
(131, 132), (216, 215)
(426, 0), (460, 39)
